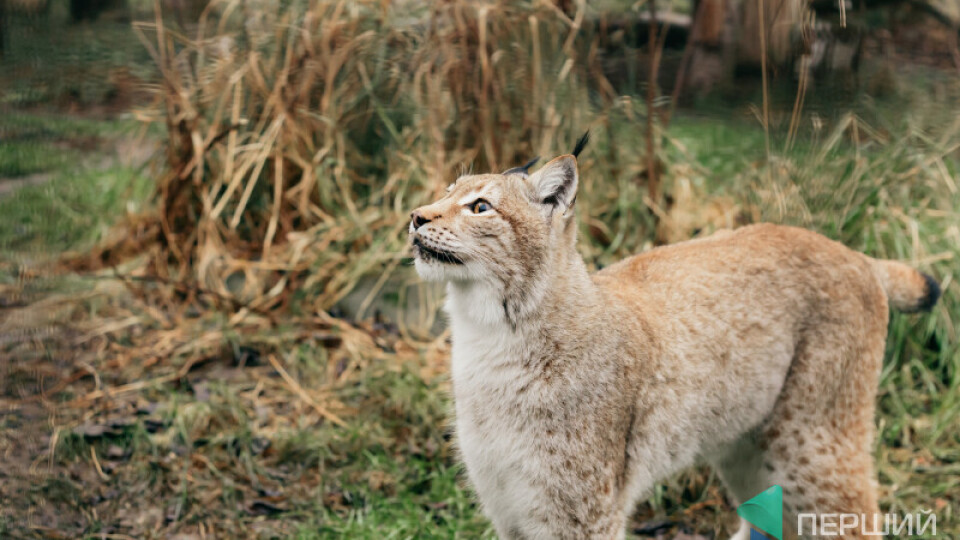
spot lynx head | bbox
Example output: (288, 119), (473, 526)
(408, 150), (584, 325)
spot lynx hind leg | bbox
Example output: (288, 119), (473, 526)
(715, 426), (881, 539)
(714, 325), (885, 539)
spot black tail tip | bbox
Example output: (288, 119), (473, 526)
(572, 131), (589, 159)
(917, 273), (941, 312)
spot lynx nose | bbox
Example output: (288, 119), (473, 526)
(411, 210), (432, 230)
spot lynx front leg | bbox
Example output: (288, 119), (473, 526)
(488, 473), (629, 540)
(504, 508), (627, 540)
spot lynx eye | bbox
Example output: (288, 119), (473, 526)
(470, 199), (492, 214)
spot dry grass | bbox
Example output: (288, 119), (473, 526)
(113, 0), (662, 323)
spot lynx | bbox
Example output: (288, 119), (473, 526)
(409, 140), (940, 540)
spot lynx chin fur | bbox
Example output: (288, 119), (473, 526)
(409, 142), (940, 540)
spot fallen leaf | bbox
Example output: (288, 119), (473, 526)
(248, 500), (285, 516)
(192, 382), (211, 402)
(250, 436), (271, 455)
(633, 519), (674, 536)
(74, 423), (122, 438)
(143, 418), (166, 433)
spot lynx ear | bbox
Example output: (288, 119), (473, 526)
(529, 155), (578, 209)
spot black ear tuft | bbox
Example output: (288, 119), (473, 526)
(572, 131), (589, 159)
(503, 156), (540, 176)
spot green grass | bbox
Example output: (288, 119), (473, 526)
(0, 113), (128, 178)
(0, 2), (155, 108)
(0, 113), (152, 256)
(297, 459), (493, 540)
(0, 140), (75, 177)
(0, 111), (129, 138)
(289, 371), (494, 539)
(0, 165), (152, 254)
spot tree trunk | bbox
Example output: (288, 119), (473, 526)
(0, 0), (6, 58)
(736, 0), (804, 69)
(685, 0), (739, 94)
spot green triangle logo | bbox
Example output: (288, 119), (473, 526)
(736, 485), (783, 540)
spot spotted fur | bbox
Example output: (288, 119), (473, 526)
(409, 155), (939, 540)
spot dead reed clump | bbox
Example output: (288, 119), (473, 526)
(120, 0), (660, 331)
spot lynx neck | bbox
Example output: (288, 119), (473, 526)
(444, 248), (601, 348)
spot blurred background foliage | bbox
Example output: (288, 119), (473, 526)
(0, 0), (957, 538)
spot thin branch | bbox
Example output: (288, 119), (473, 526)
(645, 0), (662, 205)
